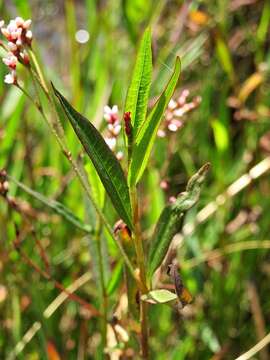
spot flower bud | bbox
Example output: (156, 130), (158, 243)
(124, 111), (132, 137)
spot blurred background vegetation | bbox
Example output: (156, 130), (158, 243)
(0, 0), (270, 359)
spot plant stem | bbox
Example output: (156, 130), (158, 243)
(21, 57), (136, 280)
(130, 187), (149, 358)
(95, 216), (108, 347)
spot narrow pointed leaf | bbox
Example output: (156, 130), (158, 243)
(52, 85), (133, 229)
(125, 27), (152, 138)
(128, 57), (181, 186)
(148, 163), (210, 279)
(7, 175), (92, 233)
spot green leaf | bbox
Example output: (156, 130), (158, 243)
(147, 163), (210, 279)
(125, 27), (152, 138)
(106, 260), (123, 295)
(7, 175), (92, 233)
(52, 85), (133, 229)
(141, 289), (177, 304)
(128, 57), (181, 186)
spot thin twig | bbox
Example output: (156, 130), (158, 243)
(246, 281), (268, 360)
(182, 240), (270, 269)
(234, 332), (270, 360)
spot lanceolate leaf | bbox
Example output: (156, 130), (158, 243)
(147, 163), (210, 279)
(52, 85), (133, 229)
(125, 27), (152, 138)
(128, 57), (181, 186)
(8, 175), (92, 233)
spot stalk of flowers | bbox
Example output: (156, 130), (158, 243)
(103, 105), (123, 161)
(157, 89), (202, 138)
(0, 17), (32, 85)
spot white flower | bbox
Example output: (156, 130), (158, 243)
(15, 17), (24, 27)
(116, 151), (124, 161)
(0, 20), (4, 28)
(7, 41), (17, 51)
(26, 30), (32, 40)
(4, 70), (16, 84)
(168, 123), (178, 132)
(105, 137), (116, 151)
(23, 19), (32, 29)
(111, 123), (121, 136)
(168, 99), (177, 110)
(168, 119), (182, 132)
(2, 53), (18, 69)
(157, 129), (166, 138)
(104, 105), (118, 124)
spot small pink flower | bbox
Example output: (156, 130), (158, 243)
(25, 30), (32, 42)
(4, 70), (17, 84)
(160, 180), (169, 190)
(116, 151), (124, 161)
(168, 99), (177, 110)
(15, 17), (24, 27)
(168, 123), (178, 132)
(7, 41), (17, 51)
(3, 53), (18, 69)
(104, 105), (118, 124)
(1, 27), (10, 39)
(157, 129), (166, 138)
(169, 196), (177, 204)
(20, 51), (30, 65)
(23, 19), (32, 29)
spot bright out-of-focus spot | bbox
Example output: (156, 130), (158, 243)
(75, 29), (90, 44)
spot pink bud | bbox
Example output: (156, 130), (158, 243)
(124, 112), (132, 137)
(160, 180), (169, 190)
(157, 129), (166, 138)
